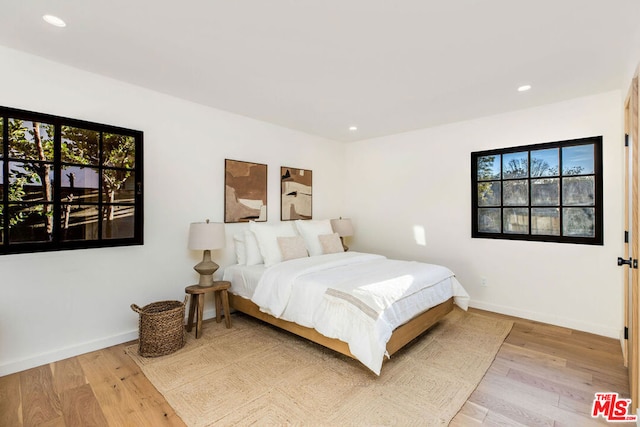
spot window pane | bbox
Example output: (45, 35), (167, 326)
(472, 137), (601, 245)
(0, 106), (143, 255)
(8, 119), (54, 161)
(562, 176), (595, 206)
(531, 208), (560, 236)
(8, 162), (55, 203)
(530, 148), (558, 177)
(503, 180), (528, 206)
(61, 166), (100, 203)
(562, 144), (594, 175)
(563, 207), (595, 237)
(103, 133), (135, 168)
(503, 207), (528, 234)
(478, 208), (501, 233)
(8, 204), (53, 243)
(60, 205), (99, 241)
(478, 182), (500, 206)
(102, 205), (135, 239)
(102, 170), (135, 203)
(502, 152), (528, 179)
(61, 126), (100, 165)
(477, 155), (500, 181)
(531, 178), (559, 206)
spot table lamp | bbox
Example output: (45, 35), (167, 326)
(330, 217), (354, 251)
(188, 220), (226, 287)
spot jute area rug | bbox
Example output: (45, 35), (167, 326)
(126, 308), (512, 426)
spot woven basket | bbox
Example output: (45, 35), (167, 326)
(131, 298), (186, 357)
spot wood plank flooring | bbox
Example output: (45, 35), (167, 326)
(0, 309), (633, 426)
(452, 309), (633, 426)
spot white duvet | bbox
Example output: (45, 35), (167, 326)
(251, 252), (470, 375)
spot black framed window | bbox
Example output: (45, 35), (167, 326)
(471, 136), (603, 245)
(0, 106), (143, 255)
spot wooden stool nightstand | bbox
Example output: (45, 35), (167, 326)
(185, 281), (231, 338)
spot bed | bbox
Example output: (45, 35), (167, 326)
(222, 220), (470, 375)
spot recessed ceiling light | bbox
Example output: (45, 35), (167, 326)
(349, 126), (358, 131)
(43, 14), (66, 28)
(517, 85), (532, 92)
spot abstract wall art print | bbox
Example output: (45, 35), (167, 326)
(281, 166), (312, 220)
(224, 159), (267, 223)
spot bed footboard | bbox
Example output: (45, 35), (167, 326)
(228, 293), (454, 360)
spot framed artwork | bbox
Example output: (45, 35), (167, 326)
(224, 159), (267, 223)
(281, 166), (312, 220)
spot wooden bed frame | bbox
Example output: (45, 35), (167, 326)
(228, 293), (454, 359)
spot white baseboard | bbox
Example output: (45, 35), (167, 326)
(469, 300), (620, 339)
(0, 329), (140, 377)
(3, 302), (617, 376)
(0, 308), (222, 377)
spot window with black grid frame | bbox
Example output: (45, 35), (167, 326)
(471, 136), (603, 245)
(0, 106), (143, 255)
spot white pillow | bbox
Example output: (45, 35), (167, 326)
(249, 221), (298, 267)
(244, 230), (264, 265)
(277, 236), (308, 261)
(233, 233), (246, 265)
(319, 233), (344, 254)
(295, 219), (333, 256)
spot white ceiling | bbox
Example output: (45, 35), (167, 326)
(1, 1), (640, 142)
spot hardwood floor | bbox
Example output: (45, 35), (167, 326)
(0, 345), (185, 427)
(0, 309), (633, 426)
(452, 309), (633, 426)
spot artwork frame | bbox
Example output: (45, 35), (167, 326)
(281, 166), (312, 221)
(224, 159), (267, 223)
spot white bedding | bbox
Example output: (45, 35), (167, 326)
(223, 264), (266, 299)
(224, 252), (470, 375)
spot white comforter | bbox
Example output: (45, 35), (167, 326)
(251, 252), (470, 375)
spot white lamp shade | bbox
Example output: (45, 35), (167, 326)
(330, 218), (354, 237)
(188, 222), (226, 250)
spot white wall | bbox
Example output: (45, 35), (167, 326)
(0, 43), (627, 376)
(345, 91), (624, 338)
(0, 46), (346, 375)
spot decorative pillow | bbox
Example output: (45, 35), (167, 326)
(319, 233), (344, 254)
(295, 219), (334, 256)
(277, 236), (308, 261)
(249, 221), (298, 267)
(233, 233), (246, 265)
(244, 230), (264, 265)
